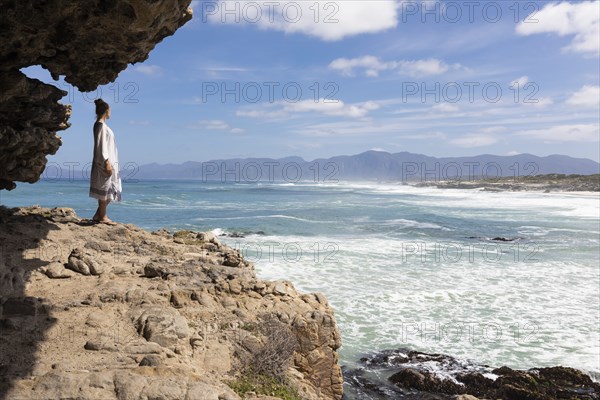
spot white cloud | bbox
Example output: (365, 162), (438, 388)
(236, 109), (286, 119)
(516, 1), (600, 56)
(448, 126), (505, 148)
(198, 65), (251, 79)
(526, 97), (554, 108)
(400, 58), (455, 77)
(284, 99), (379, 118)
(204, 0), (400, 41)
(238, 100), (380, 119)
(566, 85), (600, 108)
(451, 133), (499, 147)
(432, 103), (459, 113)
(516, 124), (600, 142)
(402, 131), (447, 140)
(329, 55), (387, 77)
(187, 119), (245, 134)
(134, 64), (163, 76)
(329, 56), (457, 77)
(204, 120), (230, 130)
(506, 150), (522, 156)
(510, 76), (529, 87)
(481, 126), (507, 134)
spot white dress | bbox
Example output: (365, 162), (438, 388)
(89, 121), (122, 201)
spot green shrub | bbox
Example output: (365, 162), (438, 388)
(227, 372), (302, 400)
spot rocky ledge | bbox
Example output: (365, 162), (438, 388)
(0, 206), (343, 400)
(343, 348), (600, 400)
(0, 1), (193, 190)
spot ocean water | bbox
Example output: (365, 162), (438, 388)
(2, 179), (599, 378)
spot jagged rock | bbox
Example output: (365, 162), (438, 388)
(223, 251), (245, 268)
(134, 306), (189, 348)
(0, 206), (343, 399)
(273, 280), (297, 296)
(139, 354), (163, 367)
(144, 261), (171, 279)
(0, 70), (68, 189)
(0, 1), (193, 189)
(344, 348), (600, 400)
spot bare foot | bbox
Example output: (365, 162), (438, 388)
(99, 218), (117, 226)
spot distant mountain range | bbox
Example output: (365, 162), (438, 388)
(128, 151), (599, 183)
(47, 151), (599, 183)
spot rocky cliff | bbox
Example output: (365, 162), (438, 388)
(0, 0), (193, 190)
(0, 206), (344, 399)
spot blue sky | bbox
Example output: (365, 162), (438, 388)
(23, 0), (600, 166)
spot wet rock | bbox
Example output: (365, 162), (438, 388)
(491, 237), (515, 242)
(390, 368), (462, 395)
(344, 348), (600, 400)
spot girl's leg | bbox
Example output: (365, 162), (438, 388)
(93, 200), (101, 221)
(98, 199), (116, 224)
(98, 199), (108, 220)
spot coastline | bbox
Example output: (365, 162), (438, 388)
(0, 205), (598, 399)
(410, 174), (600, 193)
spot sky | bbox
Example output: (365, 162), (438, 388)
(22, 0), (600, 167)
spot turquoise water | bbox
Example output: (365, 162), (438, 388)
(2, 179), (599, 377)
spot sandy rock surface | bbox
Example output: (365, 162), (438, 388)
(0, 206), (343, 399)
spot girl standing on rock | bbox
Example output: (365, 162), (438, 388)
(89, 98), (121, 225)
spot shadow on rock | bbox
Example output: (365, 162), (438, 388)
(0, 206), (59, 400)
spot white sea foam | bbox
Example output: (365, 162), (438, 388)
(211, 228), (225, 236)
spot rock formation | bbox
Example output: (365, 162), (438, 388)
(0, 206), (344, 399)
(0, 0), (193, 190)
(343, 348), (600, 400)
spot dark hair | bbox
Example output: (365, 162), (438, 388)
(94, 98), (110, 119)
